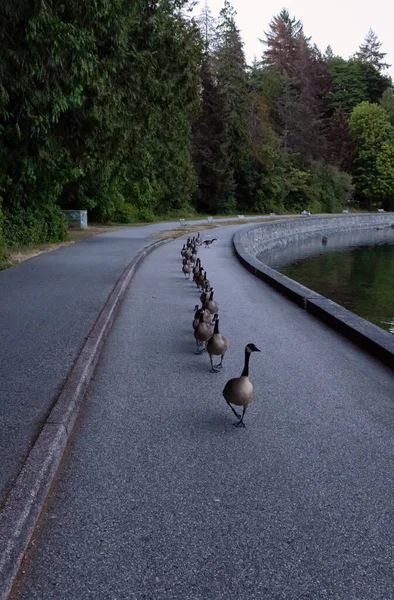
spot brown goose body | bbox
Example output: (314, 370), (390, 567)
(195, 268), (205, 286)
(223, 376), (254, 406)
(194, 311), (214, 353)
(182, 259), (192, 278)
(201, 271), (210, 291)
(193, 258), (201, 276)
(194, 320), (214, 342)
(192, 305), (212, 329)
(205, 290), (219, 314)
(200, 287), (212, 306)
(203, 238), (217, 247)
(207, 317), (228, 372)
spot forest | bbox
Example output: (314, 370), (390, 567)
(0, 0), (393, 258)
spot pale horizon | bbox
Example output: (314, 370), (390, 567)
(192, 0), (394, 79)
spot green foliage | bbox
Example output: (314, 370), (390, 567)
(1, 0), (393, 250)
(380, 88), (394, 126)
(349, 102), (394, 206)
(307, 162), (354, 213)
(3, 205), (68, 249)
(0, 0), (202, 246)
(327, 57), (392, 113)
(282, 159), (353, 213)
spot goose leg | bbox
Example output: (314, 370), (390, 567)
(233, 406), (247, 428)
(195, 340), (205, 355)
(210, 355), (220, 373)
(227, 402), (241, 420)
(214, 356), (224, 369)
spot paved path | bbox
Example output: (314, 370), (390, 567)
(0, 216), (265, 503)
(12, 225), (394, 599)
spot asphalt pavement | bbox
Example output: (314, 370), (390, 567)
(11, 225), (394, 600)
(0, 217), (262, 504)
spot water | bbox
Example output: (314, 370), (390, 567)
(259, 228), (394, 334)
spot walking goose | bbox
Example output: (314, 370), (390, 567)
(194, 310), (214, 354)
(222, 343), (260, 427)
(182, 259), (192, 279)
(207, 317), (228, 372)
(205, 289), (219, 315)
(203, 238), (217, 248)
(193, 304), (212, 329)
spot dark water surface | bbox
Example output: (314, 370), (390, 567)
(259, 228), (394, 334)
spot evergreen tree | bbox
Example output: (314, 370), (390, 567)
(324, 45), (334, 59)
(380, 88), (394, 126)
(355, 29), (391, 71)
(326, 108), (356, 171)
(192, 58), (234, 213)
(196, 0), (217, 53)
(214, 1), (252, 211)
(261, 9), (305, 77)
(245, 78), (287, 213)
(261, 12), (331, 160)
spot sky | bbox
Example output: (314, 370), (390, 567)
(192, 0), (394, 78)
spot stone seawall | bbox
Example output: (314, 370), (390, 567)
(233, 213), (394, 370)
(239, 213), (394, 258)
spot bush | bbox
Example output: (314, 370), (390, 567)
(3, 204), (68, 248)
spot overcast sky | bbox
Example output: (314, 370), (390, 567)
(192, 0), (394, 78)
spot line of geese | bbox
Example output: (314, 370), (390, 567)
(181, 233), (260, 428)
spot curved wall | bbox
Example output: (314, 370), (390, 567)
(239, 213), (394, 258)
(233, 213), (394, 370)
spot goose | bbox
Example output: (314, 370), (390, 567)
(203, 238), (217, 248)
(200, 287), (212, 306)
(194, 271), (203, 289)
(194, 310), (214, 354)
(222, 343), (261, 427)
(322, 236), (328, 245)
(205, 289), (219, 314)
(193, 258), (201, 277)
(182, 259), (192, 279)
(196, 232), (202, 246)
(207, 317), (228, 373)
(192, 304), (212, 329)
(195, 268), (206, 289)
(201, 271), (211, 291)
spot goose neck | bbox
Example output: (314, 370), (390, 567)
(241, 348), (251, 377)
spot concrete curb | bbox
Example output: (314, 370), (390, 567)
(233, 229), (394, 371)
(0, 238), (170, 600)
